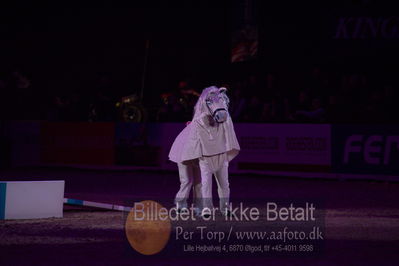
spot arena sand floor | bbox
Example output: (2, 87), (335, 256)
(0, 167), (399, 265)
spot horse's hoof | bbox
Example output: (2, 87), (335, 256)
(222, 210), (232, 218)
(177, 208), (189, 215)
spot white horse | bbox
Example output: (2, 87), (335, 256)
(169, 86), (240, 215)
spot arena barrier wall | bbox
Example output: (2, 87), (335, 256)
(40, 122), (115, 166)
(2, 121), (41, 167)
(3, 121), (399, 181)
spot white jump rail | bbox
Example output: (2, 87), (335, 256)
(64, 198), (131, 212)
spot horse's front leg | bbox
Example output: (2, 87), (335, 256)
(174, 163), (194, 210)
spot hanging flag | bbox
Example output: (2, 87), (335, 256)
(231, 0), (259, 63)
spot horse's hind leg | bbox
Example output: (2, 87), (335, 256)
(214, 161), (230, 213)
(174, 162), (194, 209)
(192, 162), (202, 214)
(198, 158), (214, 210)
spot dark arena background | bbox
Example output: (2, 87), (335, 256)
(1, 1), (399, 265)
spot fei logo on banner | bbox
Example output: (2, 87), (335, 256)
(332, 125), (399, 175)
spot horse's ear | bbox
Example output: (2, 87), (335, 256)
(219, 87), (227, 93)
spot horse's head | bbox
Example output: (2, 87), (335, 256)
(194, 86), (230, 123)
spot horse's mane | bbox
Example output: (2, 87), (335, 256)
(192, 86), (219, 121)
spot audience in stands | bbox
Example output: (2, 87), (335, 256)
(1, 68), (397, 123)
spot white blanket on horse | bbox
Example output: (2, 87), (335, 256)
(169, 114), (240, 164)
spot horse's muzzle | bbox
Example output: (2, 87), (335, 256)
(213, 108), (228, 123)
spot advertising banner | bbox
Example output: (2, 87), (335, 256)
(9, 121), (399, 180)
(232, 124), (331, 173)
(332, 125), (399, 176)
